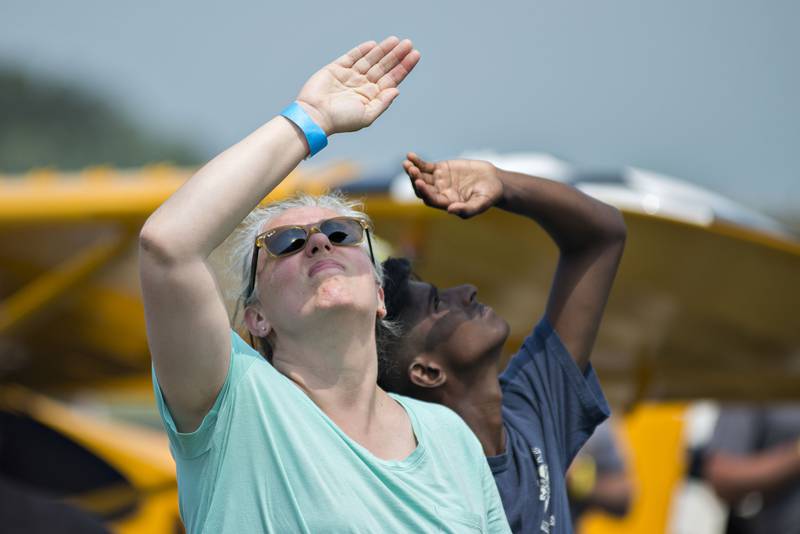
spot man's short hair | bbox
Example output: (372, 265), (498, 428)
(378, 257), (417, 393)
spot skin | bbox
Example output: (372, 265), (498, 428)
(584, 472), (633, 517)
(139, 36), (420, 461)
(567, 447), (633, 517)
(398, 279), (510, 453)
(399, 153), (627, 457)
(704, 440), (800, 505)
(242, 206), (413, 459)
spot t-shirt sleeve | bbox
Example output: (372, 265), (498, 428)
(706, 406), (761, 456)
(152, 330), (259, 458)
(480, 454), (513, 533)
(499, 317), (610, 470)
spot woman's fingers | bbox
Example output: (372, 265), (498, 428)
(378, 49), (420, 90)
(364, 88), (399, 123)
(366, 39), (412, 83)
(353, 36), (400, 74)
(334, 41), (377, 68)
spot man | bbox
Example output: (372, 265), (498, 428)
(380, 153), (626, 533)
(703, 405), (800, 534)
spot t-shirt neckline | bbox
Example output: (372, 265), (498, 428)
(274, 368), (427, 470)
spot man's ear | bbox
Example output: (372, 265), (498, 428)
(409, 357), (447, 389)
(376, 285), (387, 319)
(244, 305), (272, 339)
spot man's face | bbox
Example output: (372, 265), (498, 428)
(402, 279), (510, 371)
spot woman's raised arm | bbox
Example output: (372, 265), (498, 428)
(139, 37), (419, 432)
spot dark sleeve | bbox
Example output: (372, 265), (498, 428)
(500, 317), (610, 470)
(707, 406), (762, 456)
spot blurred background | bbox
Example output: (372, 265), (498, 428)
(1, 1), (798, 533)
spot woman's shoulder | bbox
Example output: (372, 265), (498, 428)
(391, 394), (473, 437)
(228, 329), (283, 386)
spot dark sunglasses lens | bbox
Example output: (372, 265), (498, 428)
(321, 219), (363, 245)
(266, 228), (307, 256)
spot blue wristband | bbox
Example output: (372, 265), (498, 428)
(280, 101), (328, 158)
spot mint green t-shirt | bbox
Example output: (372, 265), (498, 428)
(153, 331), (511, 533)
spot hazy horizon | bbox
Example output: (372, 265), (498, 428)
(2, 0), (798, 218)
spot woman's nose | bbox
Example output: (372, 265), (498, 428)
(304, 230), (333, 256)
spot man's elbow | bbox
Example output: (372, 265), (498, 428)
(603, 206), (627, 245)
(596, 208), (626, 265)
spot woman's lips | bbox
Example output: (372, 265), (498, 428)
(308, 259), (345, 277)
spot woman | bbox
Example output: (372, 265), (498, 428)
(139, 37), (510, 533)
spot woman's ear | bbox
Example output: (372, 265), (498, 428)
(244, 305), (272, 339)
(376, 286), (387, 319)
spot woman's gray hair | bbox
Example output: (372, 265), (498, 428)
(227, 191), (400, 364)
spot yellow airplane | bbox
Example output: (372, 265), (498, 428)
(1, 160), (798, 533)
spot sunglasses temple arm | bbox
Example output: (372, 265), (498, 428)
(245, 243), (259, 298)
(365, 229), (376, 266)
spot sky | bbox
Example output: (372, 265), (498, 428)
(2, 0), (798, 217)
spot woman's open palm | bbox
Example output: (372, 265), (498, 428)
(296, 37), (420, 135)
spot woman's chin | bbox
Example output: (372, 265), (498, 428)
(310, 288), (361, 314)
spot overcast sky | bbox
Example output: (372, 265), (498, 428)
(2, 0), (798, 216)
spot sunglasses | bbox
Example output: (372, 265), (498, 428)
(245, 216), (375, 299)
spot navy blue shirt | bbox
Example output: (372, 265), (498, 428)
(487, 318), (610, 533)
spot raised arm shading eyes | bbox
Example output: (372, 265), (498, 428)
(297, 37), (420, 134)
(139, 38), (419, 433)
(405, 154), (625, 370)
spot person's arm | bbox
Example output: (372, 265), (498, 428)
(404, 155), (626, 370)
(568, 421), (632, 517)
(704, 439), (800, 504)
(568, 461), (632, 517)
(140, 37), (419, 433)
(587, 472), (633, 517)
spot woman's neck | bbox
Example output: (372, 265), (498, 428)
(273, 319), (417, 461)
(272, 311), (380, 417)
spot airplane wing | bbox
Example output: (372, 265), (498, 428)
(1, 162), (798, 405)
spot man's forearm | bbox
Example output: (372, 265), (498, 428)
(493, 167), (626, 367)
(495, 168), (626, 254)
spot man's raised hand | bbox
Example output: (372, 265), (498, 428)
(296, 37), (420, 136)
(404, 153), (504, 218)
